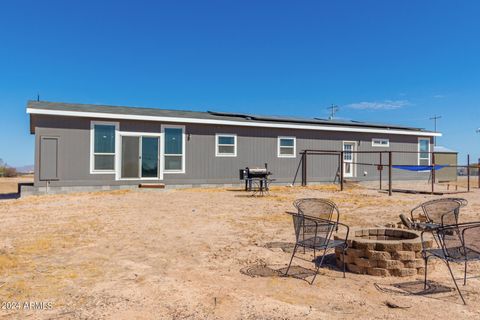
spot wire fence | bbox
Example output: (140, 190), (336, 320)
(292, 150), (480, 196)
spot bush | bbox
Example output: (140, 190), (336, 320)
(3, 167), (17, 177)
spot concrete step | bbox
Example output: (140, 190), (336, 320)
(139, 183), (166, 189)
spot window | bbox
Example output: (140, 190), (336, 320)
(418, 138), (431, 165)
(162, 125), (185, 173)
(277, 137), (296, 158)
(216, 134), (237, 157)
(91, 121), (118, 173)
(372, 138), (389, 147)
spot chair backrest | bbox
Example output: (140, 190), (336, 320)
(435, 222), (480, 261)
(444, 198), (468, 208)
(293, 198), (340, 223)
(418, 198), (462, 225)
(291, 213), (336, 247)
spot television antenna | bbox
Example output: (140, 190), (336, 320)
(327, 104), (339, 120)
(429, 115), (442, 146)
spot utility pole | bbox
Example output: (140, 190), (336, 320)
(328, 104), (339, 120)
(429, 115), (442, 146)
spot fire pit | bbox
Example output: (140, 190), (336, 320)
(335, 228), (433, 277)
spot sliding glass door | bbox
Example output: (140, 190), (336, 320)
(120, 135), (160, 179)
(121, 136), (140, 178)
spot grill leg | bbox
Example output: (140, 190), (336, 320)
(445, 260), (466, 305)
(464, 260), (467, 286)
(342, 246), (346, 278)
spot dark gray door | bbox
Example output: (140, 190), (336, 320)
(39, 136), (59, 181)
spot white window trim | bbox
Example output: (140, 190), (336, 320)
(115, 132), (163, 181)
(215, 134), (237, 157)
(161, 124), (186, 174)
(28, 108), (441, 137)
(277, 136), (296, 158)
(418, 138), (431, 165)
(90, 121), (119, 174)
(372, 138), (390, 147)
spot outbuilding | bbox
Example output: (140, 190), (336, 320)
(433, 146), (458, 182)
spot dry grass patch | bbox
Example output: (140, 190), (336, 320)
(0, 216), (106, 304)
(0, 254), (19, 271)
(250, 212), (291, 224)
(175, 187), (231, 193)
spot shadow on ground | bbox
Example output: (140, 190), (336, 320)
(240, 264), (316, 281)
(240, 252), (341, 283)
(374, 280), (455, 296)
(0, 193), (20, 200)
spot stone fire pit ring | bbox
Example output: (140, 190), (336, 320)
(334, 228), (433, 277)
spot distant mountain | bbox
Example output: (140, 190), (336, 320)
(15, 165), (34, 173)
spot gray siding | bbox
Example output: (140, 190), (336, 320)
(31, 115), (433, 187)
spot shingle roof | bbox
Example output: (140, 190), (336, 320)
(27, 100), (435, 133)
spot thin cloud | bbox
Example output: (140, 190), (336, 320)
(433, 94), (445, 99)
(346, 100), (410, 110)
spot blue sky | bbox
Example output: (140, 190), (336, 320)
(1, 0), (479, 166)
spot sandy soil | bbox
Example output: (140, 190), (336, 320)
(0, 176), (33, 194)
(0, 182), (479, 319)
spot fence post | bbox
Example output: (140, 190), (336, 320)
(340, 151), (344, 191)
(303, 151), (306, 186)
(478, 158), (480, 189)
(379, 153), (382, 190)
(431, 152), (435, 195)
(388, 151), (392, 196)
(467, 154), (470, 192)
(301, 152), (306, 186)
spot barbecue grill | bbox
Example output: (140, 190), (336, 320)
(239, 164), (272, 192)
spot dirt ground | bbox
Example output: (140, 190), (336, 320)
(0, 176), (33, 194)
(0, 179), (479, 319)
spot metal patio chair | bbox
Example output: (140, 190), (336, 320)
(293, 198), (341, 255)
(410, 198), (466, 231)
(293, 198), (340, 224)
(422, 221), (480, 305)
(284, 213), (349, 285)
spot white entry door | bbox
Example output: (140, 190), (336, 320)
(343, 141), (356, 178)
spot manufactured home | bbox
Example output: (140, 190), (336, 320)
(26, 101), (440, 193)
